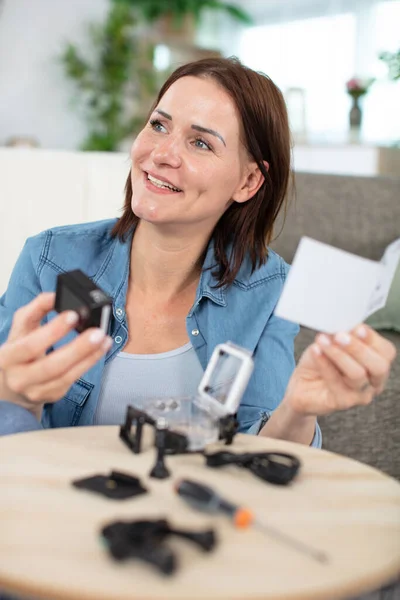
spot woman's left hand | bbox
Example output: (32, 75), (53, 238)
(285, 324), (397, 416)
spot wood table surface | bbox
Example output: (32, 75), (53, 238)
(0, 426), (399, 600)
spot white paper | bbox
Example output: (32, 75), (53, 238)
(274, 236), (400, 334)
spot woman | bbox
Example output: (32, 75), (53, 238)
(0, 58), (396, 442)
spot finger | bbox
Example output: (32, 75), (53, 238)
(8, 293), (56, 342)
(310, 344), (345, 393)
(5, 328), (111, 392)
(0, 309), (79, 369)
(311, 345), (374, 410)
(332, 330), (392, 392)
(352, 324), (397, 364)
(23, 337), (113, 403)
(315, 334), (370, 391)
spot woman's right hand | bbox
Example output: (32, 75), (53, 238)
(0, 292), (112, 419)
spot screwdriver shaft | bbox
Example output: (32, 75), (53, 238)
(176, 479), (328, 564)
(254, 519), (328, 564)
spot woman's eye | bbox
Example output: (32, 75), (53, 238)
(149, 119), (166, 133)
(193, 137), (212, 151)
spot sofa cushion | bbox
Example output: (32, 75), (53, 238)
(271, 173), (400, 263)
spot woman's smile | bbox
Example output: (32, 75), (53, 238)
(144, 171), (183, 195)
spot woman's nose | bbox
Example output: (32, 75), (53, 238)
(151, 136), (182, 168)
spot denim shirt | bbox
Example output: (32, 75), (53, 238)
(0, 219), (321, 446)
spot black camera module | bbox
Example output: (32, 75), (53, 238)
(55, 270), (113, 334)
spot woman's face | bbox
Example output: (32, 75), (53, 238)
(130, 75), (257, 230)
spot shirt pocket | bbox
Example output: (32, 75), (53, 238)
(44, 379), (94, 428)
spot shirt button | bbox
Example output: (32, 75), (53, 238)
(116, 308), (124, 318)
(191, 329), (199, 336)
(115, 336), (123, 344)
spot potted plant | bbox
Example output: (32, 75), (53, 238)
(60, 0), (252, 152)
(379, 49), (400, 81)
(60, 1), (158, 151)
(113, 0), (252, 42)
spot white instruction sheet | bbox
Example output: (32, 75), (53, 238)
(274, 237), (400, 333)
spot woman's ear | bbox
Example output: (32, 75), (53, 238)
(233, 160), (270, 204)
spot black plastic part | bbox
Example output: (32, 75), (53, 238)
(205, 451), (301, 485)
(149, 426), (188, 479)
(170, 527), (216, 552)
(102, 521), (176, 575)
(101, 519), (217, 575)
(119, 405), (189, 459)
(72, 470), (148, 499)
(249, 452), (301, 485)
(149, 431), (171, 479)
(119, 406), (156, 454)
(218, 414), (239, 446)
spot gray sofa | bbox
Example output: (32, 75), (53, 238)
(271, 172), (400, 480)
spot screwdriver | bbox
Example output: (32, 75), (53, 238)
(175, 479), (328, 564)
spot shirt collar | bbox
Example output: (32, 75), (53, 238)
(95, 226), (227, 312)
(195, 237), (227, 307)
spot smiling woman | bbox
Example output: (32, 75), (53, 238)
(0, 57), (396, 448)
(114, 58), (290, 289)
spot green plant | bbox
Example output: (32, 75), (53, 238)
(379, 49), (400, 81)
(60, 0), (252, 152)
(113, 0), (253, 26)
(60, 2), (157, 152)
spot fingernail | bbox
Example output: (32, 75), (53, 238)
(312, 344), (322, 356)
(335, 332), (351, 346)
(356, 325), (367, 339)
(102, 337), (113, 352)
(89, 329), (106, 344)
(318, 334), (331, 346)
(65, 311), (79, 325)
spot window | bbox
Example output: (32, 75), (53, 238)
(374, 1), (400, 55)
(362, 1), (400, 142)
(238, 2), (400, 144)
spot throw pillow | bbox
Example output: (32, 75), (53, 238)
(366, 261), (400, 332)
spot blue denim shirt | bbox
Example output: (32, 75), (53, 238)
(0, 219), (321, 446)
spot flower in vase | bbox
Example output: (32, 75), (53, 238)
(346, 77), (374, 98)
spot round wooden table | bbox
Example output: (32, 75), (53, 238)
(0, 426), (399, 600)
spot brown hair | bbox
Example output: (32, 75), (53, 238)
(112, 56), (292, 288)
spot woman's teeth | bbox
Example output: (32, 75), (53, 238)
(147, 173), (181, 192)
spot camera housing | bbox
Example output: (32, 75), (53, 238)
(143, 342), (254, 450)
(197, 342), (254, 418)
(55, 269), (113, 334)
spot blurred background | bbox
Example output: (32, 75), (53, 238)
(0, 0), (399, 292)
(0, 0), (399, 153)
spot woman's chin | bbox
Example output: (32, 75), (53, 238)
(131, 200), (162, 222)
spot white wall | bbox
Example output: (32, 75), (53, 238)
(0, 0), (109, 150)
(0, 147), (131, 293)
